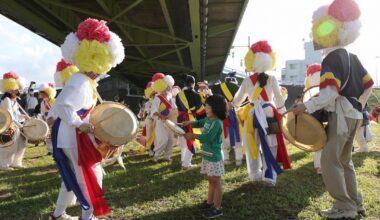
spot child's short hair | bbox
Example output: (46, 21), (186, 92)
(205, 95), (227, 120)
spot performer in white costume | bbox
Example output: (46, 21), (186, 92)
(231, 41), (291, 185)
(49, 18), (124, 220)
(38, 83), (56, 153)
(150, 73), (177, 162)
(304, 64), (324, 174)
(0, 71), (27, 171)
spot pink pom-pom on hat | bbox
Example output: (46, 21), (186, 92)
(250, 40), (272, 54)
(56, 59), (73, 72)
(76, 18), (111, 43)
(3, 71), (19, 80)
(328, 0), (361, 22)
(152, 73), (165, 81)
(146, 81), (154, 88)
(48, 83), (55, 88)
(307, 64), (322, 76)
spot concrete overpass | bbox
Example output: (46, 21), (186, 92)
(0, 0), (248, 87)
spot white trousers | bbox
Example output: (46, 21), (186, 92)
(179, 136), (193, 167)
(55, 147), (103, 218)
(46, 138), (53, 153)
(222, 132), (243, 162)
(314, 150), (322, 169)
(242, 123), (278, 184)
(355, 125), (372, 151)
(0, 129), (26, 169)
(153, 120), (174, 160)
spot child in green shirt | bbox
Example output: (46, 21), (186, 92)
(183, 95), (227, 218)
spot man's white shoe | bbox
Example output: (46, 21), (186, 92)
(320, 207), (357, 219)
(48, 213), (79, 220)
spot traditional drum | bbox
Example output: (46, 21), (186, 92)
(0, 107), (12, 134)
(22, 118), (49, 143)
(282, 86), (327, 152)
(0, 122), (17, 148)
(90, 101), (138, 146)
(165, 120), (186, 136)
(282, 112), (327, 152)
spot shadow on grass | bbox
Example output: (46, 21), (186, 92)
(115, 159), (326, 220)
(103, 152), (204, 208)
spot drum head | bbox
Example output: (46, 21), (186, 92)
(23, 118), (49, 141)
(282, 112), (327, 152)
(0, 107), (12, 134)
(90, 102), (138, 146)
(165, 120), (185, 135)
(303, 86), (319, 102)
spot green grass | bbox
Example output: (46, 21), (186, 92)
(0, 125), (379, 220)
(368, 88), (380, 111)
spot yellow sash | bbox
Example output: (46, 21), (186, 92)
(243, 85), (264, 160)
(146, 119), (156, 149)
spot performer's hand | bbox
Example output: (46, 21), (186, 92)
(158, 114), (168, 120)
(184, 132), (197, 140)
(47, 117), (55, 127)
(181, 121), (192, 127)
(79, 123), (94, 133)
(227, 102), (234, 110)
(291, 104), (306, 115)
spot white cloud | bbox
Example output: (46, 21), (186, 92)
(227, 0), (380, 86)
(0, 14), (61, 86)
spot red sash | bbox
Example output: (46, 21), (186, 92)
(158, 95), (172, 110)
(76, 109), (110, 216)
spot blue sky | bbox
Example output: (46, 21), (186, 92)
(1, 0), (380, 87)
(226, 0), (380, 86)
(0, 14), (61, 86)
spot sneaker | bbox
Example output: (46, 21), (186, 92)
(198, 200), (213, 210)
(235, 160), (243, 166)
(48, 213), (79, 220)
(182, 164), (196, 170)
(357, 147), (368, 153)
(316, 167), (322, 175)
(11, 165), (26, 169)
(202, 207), (223, 218)
(79, 215), (98, 220)
(320, 207), (357, 219)
(357, 204), (366, 216)
(0, 166), (14, 171)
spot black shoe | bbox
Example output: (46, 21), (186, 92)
(202, 207), (223, 218)
(198, 200), (213, 210)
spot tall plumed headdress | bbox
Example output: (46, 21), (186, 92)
(54, 59), (79, 87)
(244, 40), (276, 73)
(38, 83), (57, 100)
(152, 73), (175, 93)
(312, 0), (361, 49)
(0, 71), (26, 93)
(61, 18), (125, 75)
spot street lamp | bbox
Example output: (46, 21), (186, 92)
(376, 56), (379, 87)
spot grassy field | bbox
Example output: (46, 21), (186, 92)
(0, 124), (379, 220)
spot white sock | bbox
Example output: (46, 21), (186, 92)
(53, 205), (66, 217)
(81, 209), (93, 220)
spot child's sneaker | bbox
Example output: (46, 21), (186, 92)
(198, 200), (213, 210)
(202, 207), (223, 218)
